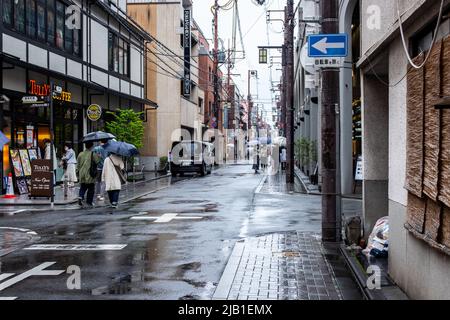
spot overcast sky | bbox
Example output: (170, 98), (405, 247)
(193, 0), (288, 126)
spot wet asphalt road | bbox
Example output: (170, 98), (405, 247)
(0, 165), (361, 300)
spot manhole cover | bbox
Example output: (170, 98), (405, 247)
(273, 251), (301, 258)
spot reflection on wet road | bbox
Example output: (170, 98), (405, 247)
(0, 165), (357, 300)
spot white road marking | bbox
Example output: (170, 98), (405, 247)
(23, 244), (127, 251)
(0, 262), (64, 292)
(254, 175), (267, 194)
(131, 213), (203, 223)
(0, 297), (17, 300)
(0, 227), (38, 236)
(0, 274), (15, 282)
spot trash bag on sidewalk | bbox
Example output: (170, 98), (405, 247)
(363, 216), (389, 258)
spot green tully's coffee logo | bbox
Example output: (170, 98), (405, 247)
(87, 104), (102, 121)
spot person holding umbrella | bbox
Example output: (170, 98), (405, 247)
(93, 139), (109, 201)
(102, 140), (139, 209)
(82, 131), (115, 202)
(102, 152), (125, 209)
(76, 141), (100, 208)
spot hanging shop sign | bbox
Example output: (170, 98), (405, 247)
(28, 80), (72, 102)
(183, 8), (191, 97)
(87, 104), (102, 121)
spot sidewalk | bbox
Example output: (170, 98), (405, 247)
(213, 171), (362, 300)
(0, 171), (171, 210)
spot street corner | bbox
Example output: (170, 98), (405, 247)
(0, 227), (40, 257)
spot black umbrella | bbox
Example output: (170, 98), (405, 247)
(82, 131), (116, 143)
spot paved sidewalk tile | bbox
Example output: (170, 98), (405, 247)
(213, 232), (343, 300)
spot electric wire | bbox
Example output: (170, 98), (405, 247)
(397, 0), (444, 69)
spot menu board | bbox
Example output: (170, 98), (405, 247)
(30, 159), (53, 198)
(10, 149), (24, 177)
(19, 149), (32, 176)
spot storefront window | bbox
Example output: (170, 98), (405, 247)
(73, 29), (80, 55)
(26, 0), (37, 38)
(2, 0), (12, 26)
(47, 0), (55, 45)
(14, 0), (25, 33)
(65, 23), (73, 53)
(37, 0), (46, 41)
(55, 1), (64, 49)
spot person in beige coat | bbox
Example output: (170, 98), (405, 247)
(101, 153), (125, 209)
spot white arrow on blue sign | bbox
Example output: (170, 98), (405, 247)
(308, 34), (348, 58)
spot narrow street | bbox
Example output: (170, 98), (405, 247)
(0, 165), (361, 300)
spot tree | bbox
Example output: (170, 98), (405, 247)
(106, 109), (144, 149)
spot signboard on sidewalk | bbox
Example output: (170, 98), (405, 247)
(30, 160), (53, 198)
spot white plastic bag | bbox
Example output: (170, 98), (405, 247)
(363, 216), (389, 257)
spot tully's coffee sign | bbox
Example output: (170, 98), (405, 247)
(87, 104), (102, 121)
(28, 80), (72, 102)
(30, 159), (53, 198)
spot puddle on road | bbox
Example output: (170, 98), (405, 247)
(169, 200), (207, 205)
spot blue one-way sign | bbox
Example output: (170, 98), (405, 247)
(308, 34), (348, 57)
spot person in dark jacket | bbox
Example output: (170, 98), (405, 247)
(76, 141), (99, 207)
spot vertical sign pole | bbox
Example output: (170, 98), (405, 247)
(50, 81), (55, 208)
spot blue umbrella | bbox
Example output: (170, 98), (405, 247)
(0, 130), (10, 149)
(103, 140), (139, 157)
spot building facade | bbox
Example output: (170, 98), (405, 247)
(0, 0), (150, 188)
(127, 0), (204, 168)
(353, 0), (450, 299)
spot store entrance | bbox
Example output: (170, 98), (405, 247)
(7, 100), (83, 186)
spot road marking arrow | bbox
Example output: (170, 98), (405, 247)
(312, 37), (345, 54)
(0, 262), (65, 292)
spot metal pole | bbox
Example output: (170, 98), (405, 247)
(50, 81), (55, 208)
(321, 0), (340, 242)
(247, 70), (252, 161)
(213, 0), (219, 131)
(285, 0), (295, 184)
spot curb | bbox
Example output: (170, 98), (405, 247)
(0, 173), (171, 208)
(339, 244), (409, 300)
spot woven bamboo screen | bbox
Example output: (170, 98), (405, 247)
(405, 36), (450, 253)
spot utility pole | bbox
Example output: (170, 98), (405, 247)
(321, 0), (340, 242)
(247, 70), (253, 161)
(285, 0), (295, 184)
(213, 0), (220, 132)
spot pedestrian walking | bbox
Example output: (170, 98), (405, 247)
(281, 147), (287, 171)
(93, 139), (109, 201)
(252, 145), (260, 174)
(102, 153), (125, 209)
(261, 146), (268, 170)
(61, 143), (77, 189)
(76, 141), (99, 208)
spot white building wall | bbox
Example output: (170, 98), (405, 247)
(359, 0), (450, 300)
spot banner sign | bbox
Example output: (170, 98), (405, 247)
(183, 9), (191, 97)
